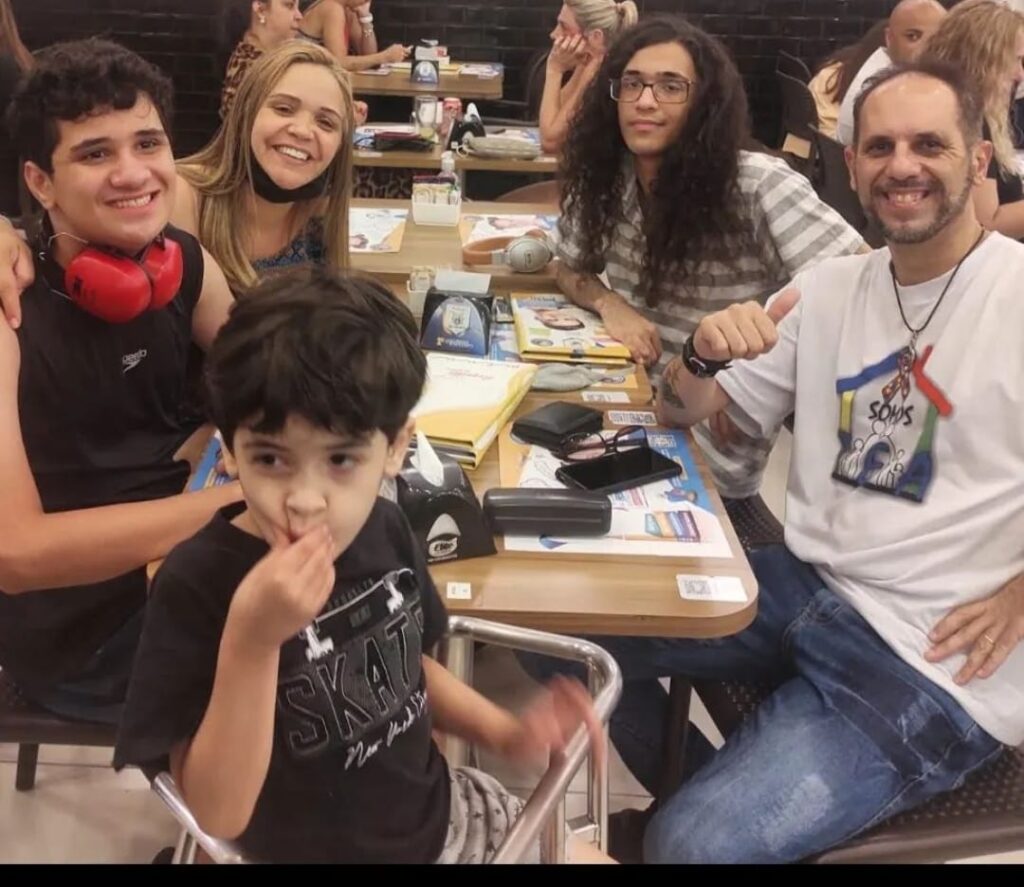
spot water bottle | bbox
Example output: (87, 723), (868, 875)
(439, 151), (458, 186)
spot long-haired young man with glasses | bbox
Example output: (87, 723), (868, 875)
(555, 16), (867, 502)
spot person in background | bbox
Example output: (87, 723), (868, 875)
(0, 0), (32, 215)
(807, 20), (886, 140)
(923, 0), (1024, 239)
(299, 0), (409, 72)
(220, 0), (304, 120)
(836, 0), (946, 145)
(540, 0), (639, 154)
(178, 41), (355, 293)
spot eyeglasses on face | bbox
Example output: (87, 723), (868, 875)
(609, 76), (692, 104)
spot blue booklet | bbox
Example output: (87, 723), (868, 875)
(642, 428), (714, 514)
(187, 434), (232, 492)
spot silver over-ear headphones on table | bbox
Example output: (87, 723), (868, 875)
(461, 229), (554, 274)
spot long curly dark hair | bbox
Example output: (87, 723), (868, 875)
(560, 16), (755, 307)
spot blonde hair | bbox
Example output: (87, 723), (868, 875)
(922, 0), (1024, 175)
(565, 0), (639, 42)
(0, 0), (32, 70)
(180, 42), (354, 293)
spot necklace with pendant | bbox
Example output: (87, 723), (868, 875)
(883, 227), (986, 403)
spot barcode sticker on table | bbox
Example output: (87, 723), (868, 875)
(677, 575), (747, 603)
(608, 410), (658, 427)
(446, 582), (473, 600)
(582, 391), (630, 404)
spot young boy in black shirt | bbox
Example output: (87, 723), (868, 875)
(114, 270), (607, 864)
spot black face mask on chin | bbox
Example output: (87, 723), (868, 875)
(249, 153), (332, 204)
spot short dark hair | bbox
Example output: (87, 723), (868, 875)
(851, 59), (984, 149)
(6, 38), (174, 173)
(206, 269), (427, 450)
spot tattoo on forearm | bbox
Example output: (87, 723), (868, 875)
(659, 364), (686, 410)
(662, 388), (686, 410)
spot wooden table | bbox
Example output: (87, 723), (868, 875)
(354, 125), (557, 177)
(355, 144), (558, 177)
(351, 66), (503, 101)
(429, 398), (759, 640)
(351, 198), (559, 292)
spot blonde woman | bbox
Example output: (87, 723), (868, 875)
(176, 41), (355, 293)
(923, 0), (1024, 238)
(299, 0), (409, 71)
(540, 0), (639, 154)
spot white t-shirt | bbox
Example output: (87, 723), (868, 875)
(717, 233), (1024, 746)
(836, 47), (891, 146)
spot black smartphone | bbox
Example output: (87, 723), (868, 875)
(555, 447), (681, 495)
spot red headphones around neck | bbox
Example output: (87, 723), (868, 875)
(61, 233), (184, 324)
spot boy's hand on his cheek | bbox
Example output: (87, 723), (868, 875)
(227, 525), (336, 653)
(494, 676), (605, 769)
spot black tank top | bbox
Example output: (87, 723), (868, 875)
(0, 226), (204, 692)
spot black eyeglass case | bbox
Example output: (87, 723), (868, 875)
(510, 401), (604, 451)
(483, 488), (612, 537)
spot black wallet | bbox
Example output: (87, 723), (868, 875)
(510, 401), (603, 451)
(483, 488), (611, 536)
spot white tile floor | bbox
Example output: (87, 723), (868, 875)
(0, 431), (1020, 863)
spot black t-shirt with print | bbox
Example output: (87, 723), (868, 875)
(114, 499), (451, 864)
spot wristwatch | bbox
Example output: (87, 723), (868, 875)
(681, 334), (732, 378)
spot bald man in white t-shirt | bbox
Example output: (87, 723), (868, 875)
(597, 60), (1022, 864)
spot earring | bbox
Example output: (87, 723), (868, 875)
(259, 15), (267, 25)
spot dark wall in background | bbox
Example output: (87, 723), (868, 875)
(11, 0), (904, 154)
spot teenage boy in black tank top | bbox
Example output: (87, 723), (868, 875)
(0, 39), (240, 723)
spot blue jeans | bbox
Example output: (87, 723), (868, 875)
(20, 610), (144, 726)
(522, 545), (1002, 863)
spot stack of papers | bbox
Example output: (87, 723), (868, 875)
(458, 63), (503, 79)
(499, 428), (733, 559)
(348, 208), (408, 253)
(412, 353), (536, 467)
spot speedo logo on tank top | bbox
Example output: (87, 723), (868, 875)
(121, 348), (148, 373)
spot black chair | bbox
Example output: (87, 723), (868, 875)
(481, 51), (548, 128)
(777, 49), (812, 84)
(658, 499), (1024, 862)
(808, 126), (883, 245)
(0, 670), (118, 791)
(777, 71), (819, 174)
